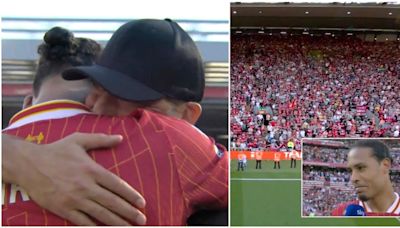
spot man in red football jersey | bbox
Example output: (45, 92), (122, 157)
(2, 20), (227, 226)
(331, 140), (399, 216)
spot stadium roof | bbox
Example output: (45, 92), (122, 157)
(231, 2), (400, 30)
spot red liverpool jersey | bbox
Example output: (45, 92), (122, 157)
(331, 192), (400, 216)
(2, 100), (228, 226)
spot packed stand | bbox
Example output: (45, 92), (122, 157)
(231, 35), (400, 150)
(303, 145), (348, 163)
(303, 186), (355, 216)
(303, 166), (351, 183)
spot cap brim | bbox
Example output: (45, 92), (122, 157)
(62, 65), (164, 101)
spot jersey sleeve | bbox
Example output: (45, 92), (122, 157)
(165, 121), (228, 211)
(331, 203), (348, 216)
(331, 207), (343, 216)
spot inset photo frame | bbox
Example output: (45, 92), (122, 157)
(302, 138), (400, 217)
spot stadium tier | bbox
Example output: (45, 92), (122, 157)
(231, 35), (399, 151)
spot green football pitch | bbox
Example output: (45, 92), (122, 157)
(230, 160), (400, 226)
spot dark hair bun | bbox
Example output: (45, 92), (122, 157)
(38, 26), (77, 61)
(34, 27), (101, 96)
(44, 27), (74, 46)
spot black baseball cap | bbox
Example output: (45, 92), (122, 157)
(63, 19), (205, 102)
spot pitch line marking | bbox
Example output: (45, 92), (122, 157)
(231, 178), (300, 181)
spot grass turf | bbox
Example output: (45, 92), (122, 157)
(230, 160), (400, 226)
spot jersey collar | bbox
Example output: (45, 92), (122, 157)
(360, 192), (400, 214)
(6, 100), (90, 130)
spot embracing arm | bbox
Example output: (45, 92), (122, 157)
(2, 133), (146, 226)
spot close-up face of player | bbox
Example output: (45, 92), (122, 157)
(347, 147), (391, 202)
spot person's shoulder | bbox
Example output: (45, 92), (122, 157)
(124, 108), (175, 125)
(331, 200), (358, 216)
(135, 108), (177, 122)
(134, 108), (212, 141)
(141, 109), (203, 133)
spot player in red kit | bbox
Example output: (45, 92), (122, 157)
(331, 140), (399, 216)
(2, 20), (228, 226)
(3, 101), (227, 225)
(2, 28), (145, 225)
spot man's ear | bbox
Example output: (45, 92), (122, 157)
(182, 102), (202, 125)
(381, 158), (391, 175)
(22, 95), (33, 109)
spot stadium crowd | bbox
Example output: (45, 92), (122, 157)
(303, 166), (350, 182)
(302, 145), (347, 163)
(231, 35), (400, 150)
(303, 186), (354, 216)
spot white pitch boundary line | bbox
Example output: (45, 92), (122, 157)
(231, 178), (301, 181)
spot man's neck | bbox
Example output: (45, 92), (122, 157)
(366, 186), (396, 213)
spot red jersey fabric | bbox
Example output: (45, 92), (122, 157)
(2, 100), (228, 226)
(331, 193), (400, 216)
(331, 200), (359, 216)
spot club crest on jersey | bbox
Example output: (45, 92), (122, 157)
(214, 145), (224, 158)
(25, 132), (44, 144)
